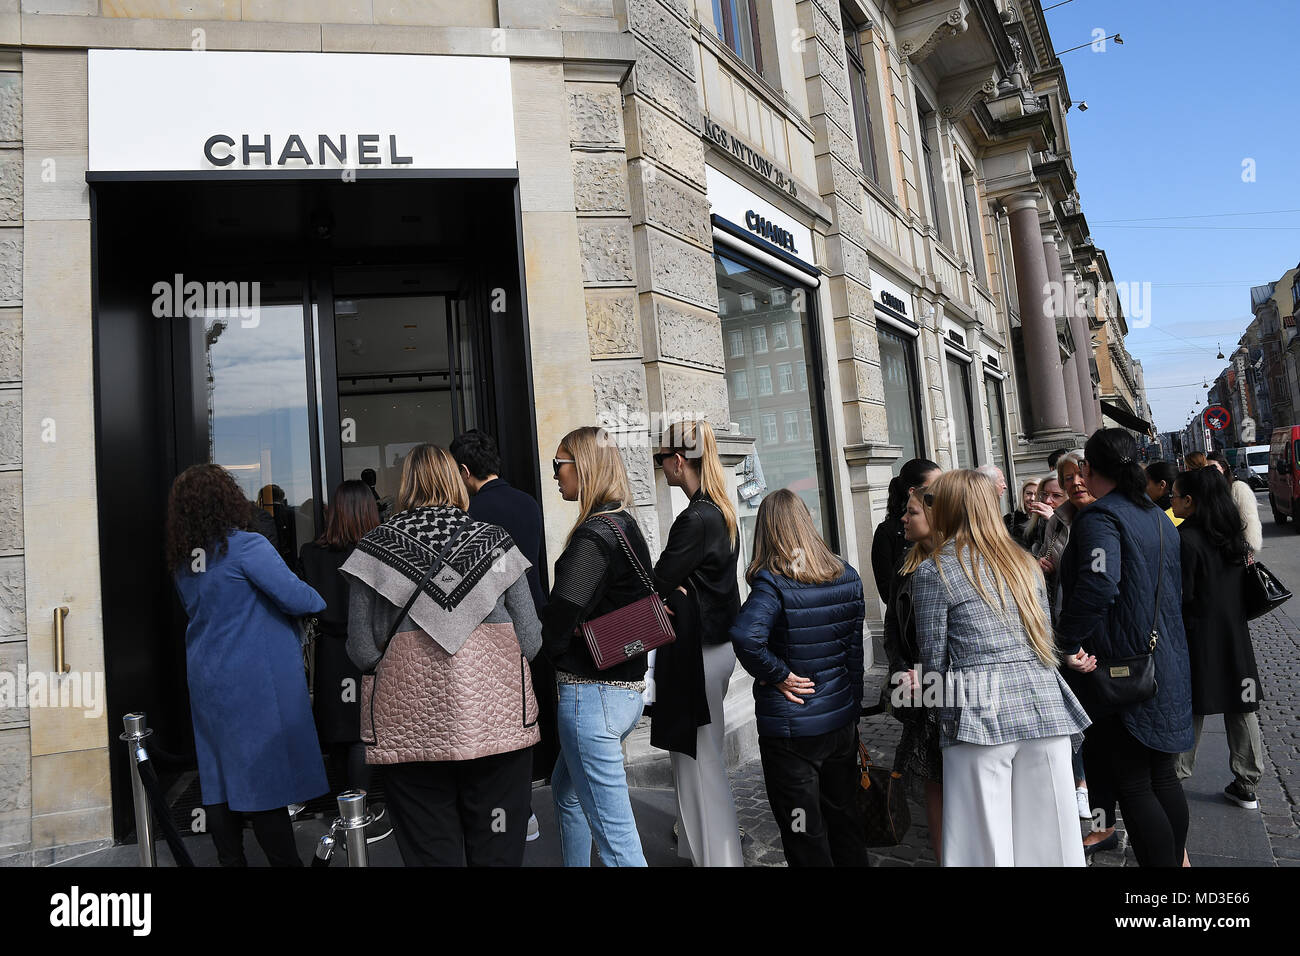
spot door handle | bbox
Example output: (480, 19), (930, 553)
(54, 606), (70, 674)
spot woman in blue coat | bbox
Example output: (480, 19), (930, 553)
(730, 489), (867, 867)
(167, 464), (329, 866)
(1056, 429), (1194, 867)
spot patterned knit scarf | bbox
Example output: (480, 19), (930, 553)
(341, 505), (530, 655)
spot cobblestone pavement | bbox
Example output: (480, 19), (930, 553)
(733, 604), (1300, 867)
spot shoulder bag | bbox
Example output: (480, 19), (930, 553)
(1083, 511), (1163, 717)
(1243, 555), (1292, 621)
(855, 737), (911, 847)
(580, 514), (677, 670)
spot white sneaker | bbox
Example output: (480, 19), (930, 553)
(526, 813), (540, 842)
(1076, 787), (1091, 820)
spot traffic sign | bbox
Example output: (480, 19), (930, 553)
(1204, 405), (1231, 431)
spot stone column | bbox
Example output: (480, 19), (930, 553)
(1041, 234), (1085, 438)
(1065, 271), (1100, 435)
(1007, 193), (1072, 441)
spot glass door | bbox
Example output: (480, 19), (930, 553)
(176, 273), (323, 561)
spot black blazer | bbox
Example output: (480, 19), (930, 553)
(467, 477), (546, 613)
(653, 490), (741, 644)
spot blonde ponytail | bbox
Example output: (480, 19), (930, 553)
(665, 420), (738, 548)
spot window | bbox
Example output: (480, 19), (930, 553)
(711, 0), (763, 73)
(961, 165), (987, 283)
(945, 354), (977, 468)
(771, 321), (789, 349)
(878, 325), (926, 473)
(843, 7), (880, 185)
(778, 362), (794, 392)
(717, 250), (834, 543)
(984, 374), (1011, 510)
(917, 93), (944, 243)
(728, 330), (745, 358)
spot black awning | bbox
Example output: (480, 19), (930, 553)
(1100, 400), (1154, 436)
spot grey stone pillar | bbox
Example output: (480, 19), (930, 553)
(1065, 272), (1100, 435)
(1007, 193), (1072, 440)
(1041, 234), (1085, 438)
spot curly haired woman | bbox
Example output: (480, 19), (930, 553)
(167, 463), (329, 867)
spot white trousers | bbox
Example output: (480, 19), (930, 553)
(671, 641), (744, 867)
(941, 734), (1085, 867)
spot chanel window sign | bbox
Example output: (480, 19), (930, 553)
(870, 269), (913, 320)
(706, 165), (814, 268)
(745, 210), (798, 253)
(88, 50), (517, 173)
(878, 289), (906, 315)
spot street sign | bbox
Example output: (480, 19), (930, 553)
(1204, 405), (1231, 431)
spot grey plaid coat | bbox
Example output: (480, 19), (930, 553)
(912, 541), (1090, 750)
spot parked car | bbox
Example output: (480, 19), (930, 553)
(1267, 425), (1300, 528)
(1226, 444), (1270, 489)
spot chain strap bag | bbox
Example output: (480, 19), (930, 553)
(1084, 514), (1163, 717)
(580, 514), (677, 670)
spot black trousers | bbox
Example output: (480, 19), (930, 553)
(204, 803), (302, 867)
(759, 721), (869, 867)
(382, 747), (533, 867)
(1081, 723), (1119, 830)
(1084, 714), (1188, 866)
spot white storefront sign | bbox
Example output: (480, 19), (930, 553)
(869, 269), (915, 323)
(88, 50), (517, 173)
(706, 164), (815, 269)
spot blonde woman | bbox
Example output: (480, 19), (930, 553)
(1003, 477), (1039, 547)
(342, 444), (542, 866)
(651, 420), (744, 867)
(542, 425), (654, 866)
(1022, 474), (1065, 554)
(911, 470), (1090, 866)
(883, 486), (943, 857)
(729, 489), (867, 867)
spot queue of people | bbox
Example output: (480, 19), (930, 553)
(165, 418), (1265, 868)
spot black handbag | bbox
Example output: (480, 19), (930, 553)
(1083, 514), (1164, 718)
(1243, 557), (1292, 621)
(855, 738), (911, 847)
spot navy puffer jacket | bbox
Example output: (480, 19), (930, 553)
(729, 564), (865, 738)
(1056, 492), (1193, 754)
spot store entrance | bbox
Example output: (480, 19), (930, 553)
(91, 175), (539, 840)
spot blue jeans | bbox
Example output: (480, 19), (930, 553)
(551, 681), (647, 867)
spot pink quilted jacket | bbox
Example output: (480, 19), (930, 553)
(360, 621), (540, 764)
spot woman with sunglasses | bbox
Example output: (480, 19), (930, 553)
(650, 420), (744, 867)
(542, 426), (654, 866)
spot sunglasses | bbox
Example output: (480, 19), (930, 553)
(653, 451), (680, 467)
(552, 458), (575, 477)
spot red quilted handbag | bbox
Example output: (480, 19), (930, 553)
(580, 515), (676, 670)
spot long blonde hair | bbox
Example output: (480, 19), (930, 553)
(561, 425), (634, 544)
(927, 470), (1056, 667)
(746, 489), (844, 585)
(662, 419), (738, 548)
(899, 486), (936, 575)
(395, 444), (469, 513)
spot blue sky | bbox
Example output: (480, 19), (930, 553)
(1041, 0), (1300, 434)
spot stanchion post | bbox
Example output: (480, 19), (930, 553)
(120, 713), (156, 868)
(337, 790), (370, 867)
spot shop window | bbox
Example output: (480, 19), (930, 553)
(945, 353), (977, 468)
(843, 6), (880, 186)
(717, 250), (834, 542)
(711, 0), (763, 73)
(878, 323), (926, 474)
(984, 373), (1012, 510)
(778, 362), (794, 392)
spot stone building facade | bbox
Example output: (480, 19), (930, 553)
(0, 0), (1128, 863)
